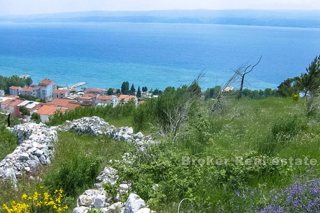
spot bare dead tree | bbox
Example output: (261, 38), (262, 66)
(237, 56), (262, 99)
(211, 71), (239, 112)
(159, 72), (205, 141)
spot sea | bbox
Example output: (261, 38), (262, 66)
(0, 22), (319, 90)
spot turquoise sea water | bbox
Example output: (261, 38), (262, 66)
(0, 22), (319, 89)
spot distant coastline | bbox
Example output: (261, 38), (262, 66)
(1, 10), (320, 28)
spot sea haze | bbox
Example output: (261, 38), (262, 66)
(0, 11), (319, 89)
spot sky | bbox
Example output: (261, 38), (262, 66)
(0, 0), (320, 15)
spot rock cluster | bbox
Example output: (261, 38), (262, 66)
(59, 116), (155, 150)
(0, 123), (57, 184)
(73, 167), (154, 213)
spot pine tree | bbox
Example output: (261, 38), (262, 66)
(121, 81), (130, 94)
(130, 84), (136, 95)
(142, 86), (148, 92)
(300, 55), (320, 96)
(107, 88), (114, 95)
(137, 87), (142, 98)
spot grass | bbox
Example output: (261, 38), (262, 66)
(1, 96), (320, 212)
(0, 131), (135, 209)
(0, 115), (18, 161)
(109, 97), (320, 212)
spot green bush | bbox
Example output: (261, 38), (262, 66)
(44, 154), (101, 197)
(0, 124), (18, 160)
(258, 116), (307, 155)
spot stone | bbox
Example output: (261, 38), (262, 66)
(93, 194), (106, 208)
(124, 193), (146, 213)
(134, 132), (144, 139)
(95, 167), (119, 188)
(18, 153), (29, 161)
(34, 149), (44, 157)
(73, 206), (89, 213)
(78, 195), (94, 207)
(106, 202), (124, 213)
(0, 123), (57, 184)
(77, 189), (106, 207)
(136, 208), (154, 213)
(59, 116), (156, 151)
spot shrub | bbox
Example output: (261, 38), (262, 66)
(44, 155), (101, 197)
(31, 113), (41, 123)
(0, 124), (18, 160)
(258, 116), (307, 155)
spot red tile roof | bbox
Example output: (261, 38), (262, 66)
(53, 89), (69, 94)
(96, 95), (113, 101)
(46, 98), (80, 110)
(79, 96), (94, 100)
(37, 105), (67, 116)
(1, 99), (23, 107)
(39, 79), (54, 86)
(83, 93), (96, 98)
(85, 88), (106, 93)
(119, 95), (136, 102)
(20, 86), (33, 92)
(9, 86), (21, 90)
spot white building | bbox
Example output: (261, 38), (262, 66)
(39, 79), (56, 101)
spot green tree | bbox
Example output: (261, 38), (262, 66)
(121, 81), (130, 95)
(152, 89), (162, 96)
(142, 86), (148, 92)
(300, 55), (320, 97)
(107, 88), (114, 95)
(31, 113), (41, 123)
(277, 77), (301, 97)
(130, 84), (136, 95)
(19, 106), (30, 116)
(137, 87), (142, 98)
(205, 86), (221, 100)
(25, 77), (33, 86)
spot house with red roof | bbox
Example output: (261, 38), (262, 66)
(117, 95), (138, 105)
(8, 79), (56, 101)
(0, 98), (23, 117)
(53, 89), (70, 99)
(95, 95), (115, 106)
(36, 98), (80, 122)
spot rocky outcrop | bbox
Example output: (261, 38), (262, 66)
(73, 167), (155, 213)
(59, 116), (156, 150)
(0, 123), (57, 184)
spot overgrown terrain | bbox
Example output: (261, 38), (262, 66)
(2, 95), (320, 212)
(1, 56), (320, 212)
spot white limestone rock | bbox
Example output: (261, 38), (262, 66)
(77, 189), (107, 207)
(124, 193), (146, 213)
(0, 123), (57, 183)
(95, 167), (119, 189)
(73, 206), (90, 213)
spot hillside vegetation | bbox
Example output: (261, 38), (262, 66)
(6, 95), (320, 212)
(1, 56), (320, 212)
(0, 115), (18, 160)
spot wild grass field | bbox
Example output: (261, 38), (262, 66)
(2, 94), (320, 212)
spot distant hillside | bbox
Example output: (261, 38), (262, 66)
(1, 10), (320, 28)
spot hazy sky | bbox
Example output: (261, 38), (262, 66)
(1, 0), (320, 15)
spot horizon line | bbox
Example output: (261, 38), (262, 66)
(3, 9), (320, 17)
